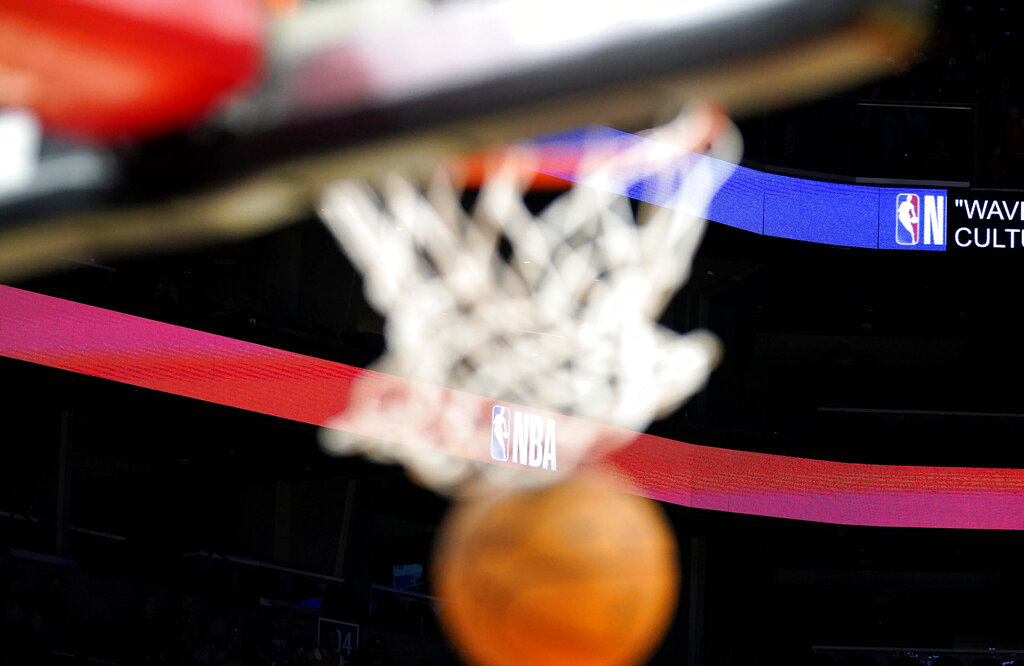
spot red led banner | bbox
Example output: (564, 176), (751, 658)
(2, 283), (1022, 529)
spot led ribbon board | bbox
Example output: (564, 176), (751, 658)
(3, 284), (1023, 530)
(529, 127), (991, 251)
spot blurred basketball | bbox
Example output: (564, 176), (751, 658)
(431, 472), (679, 666)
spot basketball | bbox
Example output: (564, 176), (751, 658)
(431, 472), (679, 666)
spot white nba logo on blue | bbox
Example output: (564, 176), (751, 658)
(896, 193), (920, 245)
(491, 405), (510, 461)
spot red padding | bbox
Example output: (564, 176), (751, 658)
(0, 0), (263, 141)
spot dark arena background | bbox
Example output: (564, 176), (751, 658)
(5, 2), (1024, 665)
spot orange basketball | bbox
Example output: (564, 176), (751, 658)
(431, 473), (679, 666)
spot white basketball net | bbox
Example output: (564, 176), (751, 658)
(318, 107), (740, 493)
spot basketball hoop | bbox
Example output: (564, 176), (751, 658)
(318, 105), (739, 494)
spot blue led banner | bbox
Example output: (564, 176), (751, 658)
(531, 127), (955, 251)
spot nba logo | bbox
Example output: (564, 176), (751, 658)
(490, 405), (510, 461)
(896, 193), (919, 245)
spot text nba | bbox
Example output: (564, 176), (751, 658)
(896, 193), (944, 246)
(490, 406), (557, 471)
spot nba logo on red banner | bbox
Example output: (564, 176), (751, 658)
(490, 404), (557, 470)
(491, 405), (510, 461)
(896, 193), (920, 245)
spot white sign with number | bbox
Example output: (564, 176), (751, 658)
(317, 617), (360, 659)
